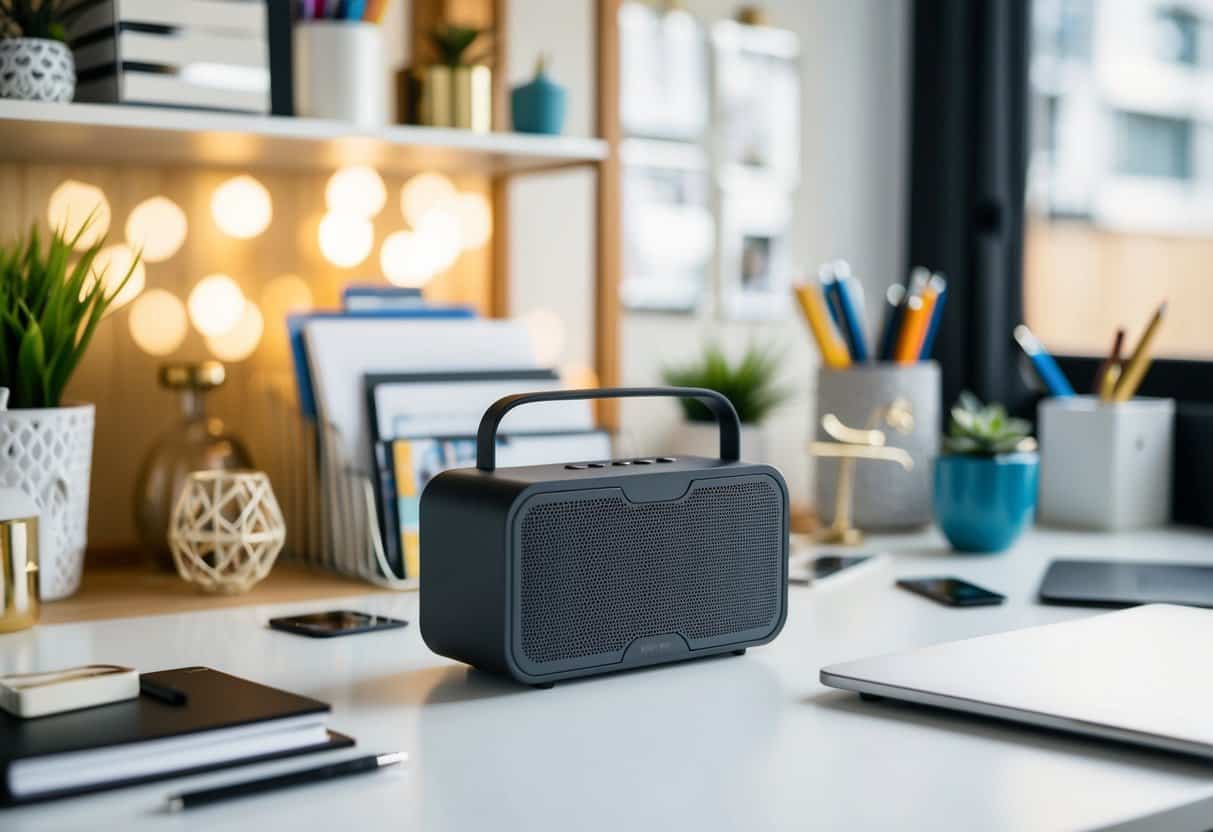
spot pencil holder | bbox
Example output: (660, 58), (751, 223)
(293, 21), (387, 126)
(813, 362), (939, 530)
(1038, 396), (1175, 530)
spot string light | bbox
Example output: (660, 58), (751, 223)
(125, 195), (188, 262)
(325, 165), (387, 218)
(318, 212), (374, 268)
(47, 180), (110, 250)
(188, 274), (245, 336)
(453, 191), (492, 250)
(128, 289), (187, 356)
(380, 230), (441, 288)
(205, 301), (264, 362)
(211, 175), (272, 239)
(89, 244), (146, 309)
(400, 172), (457, 227)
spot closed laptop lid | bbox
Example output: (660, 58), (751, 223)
(820, 604), (1213, 758)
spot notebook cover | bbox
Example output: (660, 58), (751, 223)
(0, 667), (353, 807)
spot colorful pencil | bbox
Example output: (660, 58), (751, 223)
(876, 283), (905, 362)
(831, 261), (870, 362)
(793, 282), (852, 370)
(1013, 324), (1075, 397)
(363, 0), (389, 23)
(1094, 328), (1125, 402)
(345, 0), (367, 18)
(893, 294), (928, 364)
(1111, 302), (1167, 402)
(917, 273), (948, 360)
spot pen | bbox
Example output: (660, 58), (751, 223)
(344, 0), (367, 19)
(831, 261), (869, 362)
(876, 282), (905, 362)
(1013, 324), (1074, 398)
(166, 752), (407, 811)
(917, 273), (947, 360)
(793, 282), (852, 370)
(363, 0), (389, 22)
(140, 676), (188, 706)
(1111, 302), (1167, 402)
(1094, 327), (1125, 402)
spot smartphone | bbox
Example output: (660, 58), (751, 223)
(896, 577), (1005, 607)
(789, 554), (875, 586)
(268, 610), (409, 638)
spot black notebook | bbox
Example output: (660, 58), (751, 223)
(0, 666), (352, 807)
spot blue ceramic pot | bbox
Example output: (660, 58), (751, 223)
(511, 70), (566, 135)
(933, 452), (1038, 553)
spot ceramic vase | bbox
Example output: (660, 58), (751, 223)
(933, 452), (1039, 553)
(0, 38), (75, 102)
(511, 66), (567, 134)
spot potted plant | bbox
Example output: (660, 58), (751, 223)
(419, 23), (493, 131)
(662, 342), (787, 461)
(933, 392), (1039, 553)
(0, 218), (137, 599)
(0, 0), (79, 102)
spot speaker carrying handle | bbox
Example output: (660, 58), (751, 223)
(476, 387), (741, 472)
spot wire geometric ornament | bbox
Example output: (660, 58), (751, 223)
(169, 470), (286, 594)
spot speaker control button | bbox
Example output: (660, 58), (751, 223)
(587, 462), (607, 468)
(612, 460), (632, 466)
(565, 464), (590, 469)
(633, 458), (654, 464)
(656, 457), (676, 463)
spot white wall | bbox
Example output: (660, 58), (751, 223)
(507, 0), (909, 505)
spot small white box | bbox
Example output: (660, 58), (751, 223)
(1038, 396), (1175, 530)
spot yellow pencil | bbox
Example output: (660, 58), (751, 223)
(793, 283), (851, 370)
(893, 294), (927, 364)
(1111, 302), (1167, 402)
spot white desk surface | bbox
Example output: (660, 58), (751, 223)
(5, 527), (1213, 832)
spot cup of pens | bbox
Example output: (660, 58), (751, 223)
(1034, 303), (1175, 530)
(795, 263), (947, 534)
(294, 1), (391, 126)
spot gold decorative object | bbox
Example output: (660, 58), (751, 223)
(811, 398), (915, 545)
(169, 470), (285, 595)
(0, 505), (38, 633)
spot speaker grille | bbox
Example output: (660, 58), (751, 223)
(518, 479), (783, 666)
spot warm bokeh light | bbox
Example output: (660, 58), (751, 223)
(318, 212), (374, 268)
(325, 165), (387, 218)
(89, 244), (146, 309)
(261, 274), (314, 321)
(188, 274), (245, 336)
(205, 300), (264, 362)
(125, 195), (188, 262)
(400, 172), (457, 227)
(211, 174), (272, 239)
(453, 191), (492, 250)
(380, 230), (440, 288)
(129, 289), (187, 356)
(524, 308), (567, 366)
(415, 207), (463, 272)
(47, 180), (110, 250)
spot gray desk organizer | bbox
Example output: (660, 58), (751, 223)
(814, 362), (939, 530)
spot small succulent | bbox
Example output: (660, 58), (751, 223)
(430, 23), (491, 66)
(943, 391), (1036, 456)
(662, 342), (788, 425)
(0, 0), (82, 42)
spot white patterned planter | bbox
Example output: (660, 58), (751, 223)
(0, 38), (75, 102)
(0, 404), (94, 600)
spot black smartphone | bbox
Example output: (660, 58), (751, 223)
(896, 577), (1005, 607)
(268, 610), (409, 638)
(790, 554), (875, 585)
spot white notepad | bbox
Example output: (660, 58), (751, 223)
(821, 604), (1213, 759)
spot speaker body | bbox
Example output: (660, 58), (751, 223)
(420, 455), (788, 684)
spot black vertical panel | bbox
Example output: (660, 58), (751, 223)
(907, 0), (1031, 416)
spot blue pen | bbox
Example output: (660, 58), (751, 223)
(876, 283), (906, 362)
(830, 260), (869, 362)
(818, 263), (844, 330)
(344, 0), (367, 18)
(1013, 324), (1075, 397)
(917, 273), (948, 360)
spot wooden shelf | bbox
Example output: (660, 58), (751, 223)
(0, 101), (608, 177)
(39, 564), (395, 625)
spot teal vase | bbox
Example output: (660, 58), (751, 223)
(933, 452), (1038, 553)
(511, 61), (566, 135)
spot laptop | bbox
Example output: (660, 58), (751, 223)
(820, 604), (1213, 759)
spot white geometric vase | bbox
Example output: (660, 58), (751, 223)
(169, 470), (286, 594)
(0, 403), (94, 601)
(0, 38), (75, 102)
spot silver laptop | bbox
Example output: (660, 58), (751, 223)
(820, 604), (1213, 759)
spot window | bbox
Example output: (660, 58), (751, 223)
(1025, 0), (1213, 359)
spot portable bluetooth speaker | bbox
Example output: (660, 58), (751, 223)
(420, 387), (788, 686)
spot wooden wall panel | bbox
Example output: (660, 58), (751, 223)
(0, 162), (492, 554)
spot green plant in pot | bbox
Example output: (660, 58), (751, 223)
(933, 392), (1039, 553)
(0, 218), (138, 599)
(419, 23), (493, 131)
(662, 342), (788, 461)
(0, 0), (82, 102)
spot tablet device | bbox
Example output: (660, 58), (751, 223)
(1039, 559), (1213, 608)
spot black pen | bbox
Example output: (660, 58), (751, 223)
(166, 752), (406, 811)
